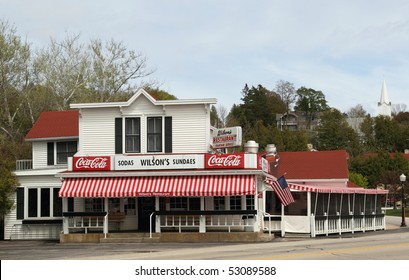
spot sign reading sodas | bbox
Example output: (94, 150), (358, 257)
(73, 156), (111, 171)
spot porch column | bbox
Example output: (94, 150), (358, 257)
(103, 198), (108, 236)
(199, 197), (205, 233)
(62, 197), (69, 234)
(155, 197), (161, 233)
(252, 193), (259, 232)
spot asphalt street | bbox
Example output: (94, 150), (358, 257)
(0, 216), (407, 260)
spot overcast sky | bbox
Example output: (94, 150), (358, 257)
(2, 0), (409, 115)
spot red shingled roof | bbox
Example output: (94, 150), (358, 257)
(25, 110), (79, 140)
(268, 150), (349, 180)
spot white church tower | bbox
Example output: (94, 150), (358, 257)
(378, 80), (392, 117)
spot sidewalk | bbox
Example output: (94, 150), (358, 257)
(385, 215), (406, 230)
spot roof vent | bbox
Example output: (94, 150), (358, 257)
(265, 144), (277, 156)
(244, 140), (259, 154)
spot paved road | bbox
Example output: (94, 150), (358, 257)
(3, 216), (408, 280)
(1, 216), (408, 260)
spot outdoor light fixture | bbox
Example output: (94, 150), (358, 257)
(400, 173), (406, 227)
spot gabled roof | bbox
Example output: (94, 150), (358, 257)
(269, 150), (349, 180)
(70, 88), (217, 109)
(25, 110), (79, 141)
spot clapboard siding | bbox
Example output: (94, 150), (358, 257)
(167, 105), (210, 153)
(121, 94), (163, 115)
(79, 108), (120, 155)
(4, 193), (19, 239)
(17, 175), (63, 186)
(32, 142), (48, 169)
(79, 99), (211, 155)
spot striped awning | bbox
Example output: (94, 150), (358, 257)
(59, 175), (256, 198)
(288, 183), (389, 194)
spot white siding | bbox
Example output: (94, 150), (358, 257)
(79, 107), (120, 155)
(122, 94), (163, 115)
(32, 142), (48, 169)
(17, 175), (62, 187)
(4, 193), (19, 240)
(5, 173), (63, 240)
(78, 95), (211, 155)
(167, 105), (210, 153)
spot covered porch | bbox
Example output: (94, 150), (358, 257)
(263, 183), (389, 237)
(58, 170), (271, 241)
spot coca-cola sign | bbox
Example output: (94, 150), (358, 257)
(205, 153), (245, 169)
(73, 156), (111, 171)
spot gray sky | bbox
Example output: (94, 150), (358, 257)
(2, 0), (409, 115)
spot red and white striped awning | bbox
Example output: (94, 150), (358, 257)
(288, 183), (388, 194)
(59, 175), (256, 198)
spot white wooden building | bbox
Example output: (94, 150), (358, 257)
(6, 89), (388, 242)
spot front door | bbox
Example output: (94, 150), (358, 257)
(138, 197), (155, 231)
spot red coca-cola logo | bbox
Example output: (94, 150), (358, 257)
(73, 156), (111, 171)
(205, 153), (244, 169)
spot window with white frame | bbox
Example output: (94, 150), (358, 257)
(214, 196), (225, 210)
(230, 196), (242, 210)
(26, 187), (62, 218)
(125, 117), (141, 153)
(84, 198), (104, 212)
(246, 195), (255, 210)
(56, 141), (77, 164)
(169, 197), (187, 210)
(147, 117), (162, 152)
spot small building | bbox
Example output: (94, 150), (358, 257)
(6, 89), (388, 242)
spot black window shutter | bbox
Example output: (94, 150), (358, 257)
(16, 188), (24, 220)
(47, 142), (54, 165)
(165, 117), (172, 153)
(115, 118), (123, 154)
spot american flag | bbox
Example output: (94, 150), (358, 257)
(266, 176), (295, 206)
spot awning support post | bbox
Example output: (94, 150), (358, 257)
(62, 197), (69, 234)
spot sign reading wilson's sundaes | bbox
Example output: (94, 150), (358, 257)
(212, 126), (242, 148)
(114, 154), (204, 170)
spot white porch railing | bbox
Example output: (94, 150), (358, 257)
(152, 210), (258, 237)
(16, 159), (33, 170)
(62, 212), (108, 237)
(310, 214), (386, 237)
(260, 213), (386, 237)
(262, 213), (281, 235)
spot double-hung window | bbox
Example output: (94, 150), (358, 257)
(147, 117), (162, 152)
(115, 116), (172, 154)
(56, 141), (77, 164)
(125, 118), (141, 153)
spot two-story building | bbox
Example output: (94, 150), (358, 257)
(6, 89), (388, 242)
(7, 89), (274, 242)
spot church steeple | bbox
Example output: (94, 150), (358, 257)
(378, 80), (392, 117)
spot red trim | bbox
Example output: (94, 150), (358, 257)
(288, 183), (388, 194)
(59, 175), (256, 197)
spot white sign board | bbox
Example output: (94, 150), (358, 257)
(115, 154), (204, 171)
(212, 126), (242, 149)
